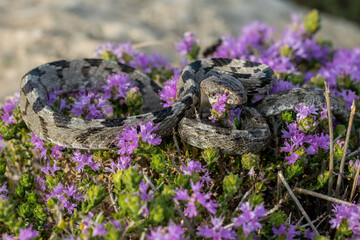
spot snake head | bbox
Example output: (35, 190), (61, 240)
(200, 74), (247, 107)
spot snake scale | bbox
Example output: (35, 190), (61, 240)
(19, 58), (349, 155)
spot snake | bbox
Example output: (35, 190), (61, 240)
(19, 58), (348, 155)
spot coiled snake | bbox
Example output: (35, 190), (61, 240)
(19, 58), (349, 155)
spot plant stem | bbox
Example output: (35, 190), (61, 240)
(294, 187), (356, 206)
(350, 161), (360, 202)
(324, 82), (334, 198)
(335, 100), (355, 198)
(278, 171), (319, 235)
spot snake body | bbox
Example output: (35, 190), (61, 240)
(19, 58), (282, 153)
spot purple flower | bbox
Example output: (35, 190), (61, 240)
(175, 189), (189, 201)
(116, 121), (161, 156)
(272, 224), (287, 235)
(285, 152), (301, 165)
(226, 107), (242, 127)
(147, 221), (185, 240)
(181, 159), (205, 175)
(209, 93), (227, 123)
(232, 201), (267, 237)
(2, 234), (16, 240)
(92, 223), (108, 237)
(139, 121), (162, 146)
(339, 89), (358, 110)
(40, 161), (60, 176)
(270, 80), (298, 94)
(197, 216), (236, 240)
(46, 182), (83, 214)
(330, 203), (360, 235)
(139, 180), (153, 202)
(176, 180), (218, 218)
(175, 32), (198, 56)
(318, 48), (360, 90)
(215, 21), (273, 59)
(36, 176), (46, 191)
(0, 94), (19, 125)
(304, 228), (316, 239)
(51, 145), (65, 160)
(19, 225), (39, 240)
(47, 89), (62, 105)
(130, 53), (151, 73)
(0, 182), (8, 200)
(29, 132), (47, 159)
(148, 53), (170, 71)
(272, 224), (301, 240)
(295, 103), (318, 120)
(281, 141), (295, 153)
(116, 125), (139, 156)
(71, 150), (100, 173)
(96, 42), (136, 64)
(106, 156), (133, 172)
(158, 74), (179, 107)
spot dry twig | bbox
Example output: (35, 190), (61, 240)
(350, 161), (360, 202)
(278, 171), (319, 235)
(335, 100), (356, 197)
(294, 187), (356, 206)
(324, 82), (334, 197)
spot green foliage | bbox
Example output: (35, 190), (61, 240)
(241, 153), (260, 170)
(249, 194), (264, 207)
(269, 211), (287, 228)
(186, 45), (200, 62)
(151, 153), (167, 173)
(113, 168), (143, 193)
(0, 198), (20, 233)
(314, 171), (329, 190)
(310, 75), (325, 88)
(285, 161), (304, 180)
(19, 173), (34, 190)
(0, 157), (6, 176)
(279, 73), (305, 86)
(82, 184), (108, 214)
(335, 124), (346, 138)
(202, 147), (220, 170)
(125, 88), (143, 115)
(282, 111), (294, 124)
(303, 9), (321, 34)
(221, 173), (241, 203)
(280, 45), (293, 58)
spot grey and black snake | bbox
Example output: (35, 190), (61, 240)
(19, 58), (349, 155)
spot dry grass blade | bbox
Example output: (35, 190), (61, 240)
(278, 171), (320, 235)
(350, 161), (360, 202)
(335, 100), (356, 198)
(324, 82), (334, 197)
(294, 187), (356, 206)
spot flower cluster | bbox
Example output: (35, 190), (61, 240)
(46, 182), (84, 214)
(0, 93), (20, 125)
(158, 74), (179, 107)
(232, 201), (267, 237)
(209, 93), (242, 128)
(29, 132), (65, 160)
(175, 179), (218, 218)
(71, 150), (101, 173)
(96, 41), (171, 73)
(329, 203), (360, 237)
(281, 103), (330, 164)
(147, 221), (185, 240)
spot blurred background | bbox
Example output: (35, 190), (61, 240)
(1, 0), (360, 100)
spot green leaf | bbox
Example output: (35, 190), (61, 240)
(304, 9), (320, 34)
